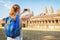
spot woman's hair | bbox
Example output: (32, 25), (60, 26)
(9, 4), (20, 16)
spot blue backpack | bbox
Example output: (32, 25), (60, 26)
(4, 14), (20, 38)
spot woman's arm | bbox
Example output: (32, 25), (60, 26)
(20, 9), (25, 15)
(20, 9), (31, 15)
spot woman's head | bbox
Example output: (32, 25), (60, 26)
(10, 4), (20, 16)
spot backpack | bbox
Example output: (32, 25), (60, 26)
(4, 14), (20, 38)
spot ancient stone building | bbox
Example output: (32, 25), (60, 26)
(21, 7), (60, 30)
(26, 8), (60, 29)
(28, 14), (60, 28)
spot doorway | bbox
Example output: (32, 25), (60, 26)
(23, 24), (25, 28)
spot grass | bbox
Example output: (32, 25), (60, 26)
(0, 29), (60, 40)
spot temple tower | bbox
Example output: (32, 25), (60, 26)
(49, 6), (54, 14)
(43, 7), (48, 15)
(57, 9), (60, 14)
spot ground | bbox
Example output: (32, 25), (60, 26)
(0, 29), (60, 40)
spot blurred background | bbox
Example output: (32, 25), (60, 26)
(0, 0), (60, 40)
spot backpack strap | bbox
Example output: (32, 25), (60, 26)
(5, 17), (13, 24)
(5, 17), (9, 23)
(15, 14), (20, 28)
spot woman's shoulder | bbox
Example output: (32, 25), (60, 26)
(16, 14), (20, 18)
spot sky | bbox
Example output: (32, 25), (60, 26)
(0, 0), (60, 19)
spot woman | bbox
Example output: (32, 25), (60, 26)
(4, 4), (25, 40)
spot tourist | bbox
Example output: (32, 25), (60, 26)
(4, 4), (25, 40)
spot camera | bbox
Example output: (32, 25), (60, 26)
(24, 9), (28, 11)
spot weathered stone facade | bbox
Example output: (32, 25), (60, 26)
(21, 7), (60, 30)
(28, 14), (60, 29)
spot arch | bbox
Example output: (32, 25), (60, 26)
(52, 20), (54, 23)
(49, 20), (51, 23)
(45, 20), (47, 23)
(55, 20), (58, 23)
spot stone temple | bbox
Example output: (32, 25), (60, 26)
(21, 7), (60, 30)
